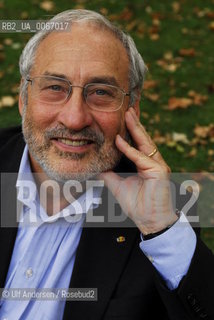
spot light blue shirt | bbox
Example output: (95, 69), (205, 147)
(0, 146), (102, 320)
(140, 212), (196, 290)
(0, 146), (197, 319)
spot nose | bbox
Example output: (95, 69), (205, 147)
(57, 87), (93, 131)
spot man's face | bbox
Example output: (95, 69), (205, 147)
(19, 23), (137, 182)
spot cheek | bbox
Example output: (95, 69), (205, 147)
(93, 110), (126, 141)
(26, 100), (59, 127)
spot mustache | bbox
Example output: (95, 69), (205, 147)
(44, 126), (105, 146)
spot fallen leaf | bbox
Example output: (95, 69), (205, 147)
(0, 96), (16, 108)
(148, 26), (160, 34)
(176, 144), (185, 153)
(167, 64), (178, 72)
(172, 2), (180, 13)
(156, 59), (180, 72)
(179, 48), (196, 57)
(187, 148), (197, 157)
(149, 34), (159, 41)
(153, 130), (169, 144)
(188, 90), (208, 105)
(163, 51), (173, 61)
(126, 20), (138, 32)
(172, 132), (190, 144)
(144, 92), (159, 102)
(209, 21), (214, 31)
(137, 22), (145, 35)
(4, 38), (13, 45)
(145, 6), (152, 14)
(11, 84), (19, 94)
(206, 12), (214, 19)
(141, 112), (149, 119)
(194, 124), (214, 139)
(20, 11), (29, 19)
(99, 8), (108, 15)
(191, 137), (208, 146)
(151, 12), (164, 20)
(193, 7), (210, 18)
(143, 80), (158, 90)
(208, 150), (214, 156)
(152, 18), (160, 26)
(149, 113), (160, 124)
(40, 1), (54, 11)
(168, 97), (192, 110)
(0, 52), (5, 62)
(181, 28), (189, 34)
(11, 43), (21, 50)
(110, 8), (133, 22)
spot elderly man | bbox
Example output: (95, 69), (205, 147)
(0, 9), (213, 320)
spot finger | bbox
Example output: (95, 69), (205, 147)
(125, 108), (163, 162)
(115, 134), (161, 172)
(127, 107), (153, 148)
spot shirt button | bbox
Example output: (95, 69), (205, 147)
(25, 268), (33, 278)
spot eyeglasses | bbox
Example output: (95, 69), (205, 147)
(26, 75), (130, 112)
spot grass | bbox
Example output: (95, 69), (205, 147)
(0, 0), (214, 251)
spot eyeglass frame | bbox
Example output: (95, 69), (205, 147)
(26, 75), (131, 112)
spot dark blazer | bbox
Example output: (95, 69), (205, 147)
(0, 127), (214, 320)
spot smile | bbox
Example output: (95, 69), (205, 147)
(57, 138), (92, 146)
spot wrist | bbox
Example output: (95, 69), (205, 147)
(141, 210), (181, 240)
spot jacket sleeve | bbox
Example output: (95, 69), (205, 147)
(153, 234), (214, 319)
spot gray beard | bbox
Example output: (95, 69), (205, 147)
(21, 105), (122, 183)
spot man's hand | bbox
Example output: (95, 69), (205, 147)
(99, 107), (178, 235)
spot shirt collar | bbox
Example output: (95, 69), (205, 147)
(16, 145), (103, 224)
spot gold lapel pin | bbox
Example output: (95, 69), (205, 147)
(116, 236), (126, 243)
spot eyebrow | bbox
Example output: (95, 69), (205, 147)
(87, 76), (120, 87)
(43, 71), (68, 79)
(43, 72), (120, 87)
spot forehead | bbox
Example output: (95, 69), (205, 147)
(32, 22), (130, 86)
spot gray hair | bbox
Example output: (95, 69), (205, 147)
(19, 9), (147, 106)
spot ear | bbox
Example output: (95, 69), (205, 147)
(131, 93), (141, 119)
(18, 78), (25, 116)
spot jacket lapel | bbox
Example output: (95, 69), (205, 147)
(0, 130), (25, 288)
(63, 189), (139, 320)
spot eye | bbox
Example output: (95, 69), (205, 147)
(95, 89), (108, 96)
(87, 86), (114, 97)
(48, 85), (63, 92)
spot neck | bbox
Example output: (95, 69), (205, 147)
(29, 155), (86, 216)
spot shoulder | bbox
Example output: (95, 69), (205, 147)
(0, 126), (25, 171)
(0, 125), (22, 140)
(0, 126), (23, 151)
